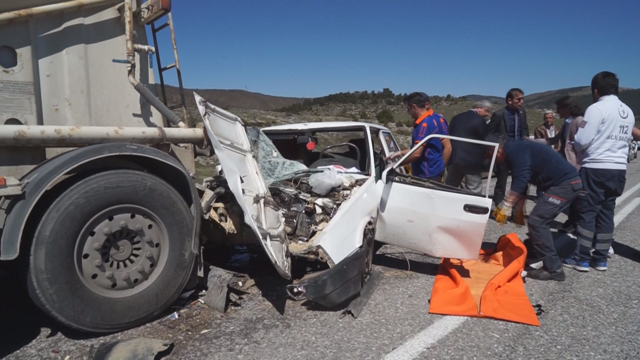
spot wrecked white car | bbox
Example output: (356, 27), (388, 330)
(194, 93), (499, 308)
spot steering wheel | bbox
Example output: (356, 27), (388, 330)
(319, 143), (360, 164)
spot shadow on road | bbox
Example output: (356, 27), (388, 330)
(612, 241), (640, 264)
(0, 272), (106, 358)
(373, 253), (440, 276)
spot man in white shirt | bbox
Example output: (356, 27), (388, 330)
(563, 71), (635, 272)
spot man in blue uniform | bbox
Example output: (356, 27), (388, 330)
(388, 92), (451, 181)
(491, 136), (582, 281)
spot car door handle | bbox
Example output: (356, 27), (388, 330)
(463, 204), (490, 215)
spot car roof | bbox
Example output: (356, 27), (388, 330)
(262, 121), (390, 132)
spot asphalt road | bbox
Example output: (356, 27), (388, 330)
(2, 160), (640, 359)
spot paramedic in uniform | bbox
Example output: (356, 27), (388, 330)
(563, 71), (635, 272)
(387, 92), (451, 181)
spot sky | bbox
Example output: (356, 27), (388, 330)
(152, 0), (640, 98)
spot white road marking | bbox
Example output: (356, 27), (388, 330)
(384, 182), (640, 360)
(614, 197), (640, 226)
(616, 182), (640, 206)
(383, 316), (467, 360)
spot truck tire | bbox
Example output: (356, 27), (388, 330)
(26, 170), (195, 333)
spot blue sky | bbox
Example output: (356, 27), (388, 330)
(153, 0), (640, 98)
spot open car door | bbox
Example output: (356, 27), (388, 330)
(194, 93), (291, 279)
(375, 135), (499, 260)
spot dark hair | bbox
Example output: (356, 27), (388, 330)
(505, 88), (524, 103)
(403, 92), (428, 108)
(591, 71), (618, 96)
(555, 96), (584, 117)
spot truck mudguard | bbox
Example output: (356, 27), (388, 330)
(0, 143), (201, 260)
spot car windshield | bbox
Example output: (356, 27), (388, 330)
(246, 127), (310, 184)
(262, 127), (370, 176)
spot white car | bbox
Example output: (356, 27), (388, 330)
(195, 93), (499, 307)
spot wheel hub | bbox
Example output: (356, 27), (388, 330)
(76, 206), (168, 297)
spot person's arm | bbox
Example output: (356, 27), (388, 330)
(633, 126), (640, 141)
(441, 138), (452, 166)
(521, 108), (529, 138)
(574, 107), (602, 151)
(487, 110), (501, 134)
(396, 143), (425, 166)
(507, 147), (531, 197)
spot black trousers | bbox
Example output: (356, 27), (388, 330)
(492, 162), (509, 207)
(527, 178), (581, 272)
(575, 167), (626, 262)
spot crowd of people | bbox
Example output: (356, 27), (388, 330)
(387, 71), (636, 281)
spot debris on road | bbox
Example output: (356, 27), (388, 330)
(342, 270), (383, 318)
(202, 266), (234, 313)
(91, 338), (173, 360)
(161, 312), (179, 322)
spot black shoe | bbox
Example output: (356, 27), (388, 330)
(526, 267), (565, 281)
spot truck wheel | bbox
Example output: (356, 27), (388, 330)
(27, 170), (195, 333)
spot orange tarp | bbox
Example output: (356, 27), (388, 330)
(428, 233), (540, 326)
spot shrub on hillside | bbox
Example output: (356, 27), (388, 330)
(376, 109), (394, 125)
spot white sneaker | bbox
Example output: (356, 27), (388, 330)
(608, 246), (614, 258)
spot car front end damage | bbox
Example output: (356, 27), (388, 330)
(195, 92), (380, 307)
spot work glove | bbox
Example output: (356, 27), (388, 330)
(492, 197), (514, 225)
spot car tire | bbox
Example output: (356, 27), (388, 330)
(27, 170), (195, 333)
(362, 223), (376, 284)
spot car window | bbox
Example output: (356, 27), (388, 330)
(381, 131), (400, 153)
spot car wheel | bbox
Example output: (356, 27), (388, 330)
(362, 223), (375, 284)
(27, 170), (195, 333)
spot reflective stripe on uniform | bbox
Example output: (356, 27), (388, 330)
(576, 225), (594, 238)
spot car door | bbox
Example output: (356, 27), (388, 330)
(375, 134), (498, 260)
(194, 93), (291, 279)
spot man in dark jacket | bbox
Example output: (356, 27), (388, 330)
(445, 100), (491, 193)
(487, 88), (529, 207)
(490, 137), (581, 281)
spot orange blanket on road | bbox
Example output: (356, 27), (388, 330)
(428, 233), (540, 326)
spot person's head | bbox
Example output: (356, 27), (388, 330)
(591, 71), (619, 102)
(543, 111), (555, 126)
(403, 92), (430, 120)
(505, 88), (524, 110)
(485, 133), (508, 164)
(473, 100), (493, 117)
(554, 95), (584, 119)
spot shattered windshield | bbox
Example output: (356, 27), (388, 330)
(246, 127), (309, 184)
(262, 128), (370, 176)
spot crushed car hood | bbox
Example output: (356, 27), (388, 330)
(195, 92), (291, 279)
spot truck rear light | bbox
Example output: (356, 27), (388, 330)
(0, 177), (5, 187)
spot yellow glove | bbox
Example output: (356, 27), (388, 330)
(492, 198), (514, 225)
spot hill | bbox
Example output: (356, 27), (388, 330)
(159, 86), (305, 112)
(159, 84), (639, 147)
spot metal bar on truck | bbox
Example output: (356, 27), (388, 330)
(0, 125), (205, 147)
(0, 0), (120, 25)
